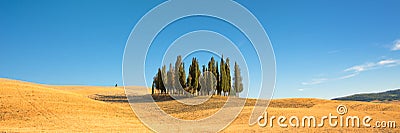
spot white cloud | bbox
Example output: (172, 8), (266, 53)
(302, 78), (328, 85)
(303, 59), (400, 86)
(344, 63), (374, 72)
(378, 59), (397, 65)
(302, 38), (400, 87)
(391, 40), (400, 51)
(344, 59), (400, 73)
(337, 73), (359, 80)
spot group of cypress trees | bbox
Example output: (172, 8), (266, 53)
(152, 55), (243, 96)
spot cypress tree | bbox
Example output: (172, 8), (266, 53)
(187, 58), (201, 95)
(225, 58), (232, 96)
(175, 55), (186, 95)
(216, 61), (220, 95)
(152, 79), (155, 94)
(181, 63), (186, 88)
(161, 65), (167, 94)
(201, 65), (206, 95)
(188, 63), (192, 93)
(157, 68), (165, 94)
(208, 57), (216, 95)
(219, 56), (225, 95)
(233, 62), (243, 96)
(167, 63), (174, 94)
(187, 74), (192, 93)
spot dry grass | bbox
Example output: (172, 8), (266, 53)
(1, 78), (399, 132)
(0, 78), (149, 132)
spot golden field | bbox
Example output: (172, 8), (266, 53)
(0, 78), (399, 132)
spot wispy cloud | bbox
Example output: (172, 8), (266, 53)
(337, 73), (359, 80)
(301, 78), (328, 85)
(378, 59), (397, 65)
(344, 59), (400, 73)
(302, 38), (400, 87)
(298, 88), (304, 91)
(302, 59), (400, 86)
(391, 40), (400, 51)
(344, 63), (374, 72)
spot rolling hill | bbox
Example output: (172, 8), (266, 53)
(0, 78), (399, 132)
(332, 89), (400, 102)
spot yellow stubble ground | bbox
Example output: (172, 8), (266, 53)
(1, 78), (399, 132)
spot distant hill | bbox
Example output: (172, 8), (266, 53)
(332, 89), (400, 102)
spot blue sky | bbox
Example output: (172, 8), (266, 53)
(1, 0), (400, 99)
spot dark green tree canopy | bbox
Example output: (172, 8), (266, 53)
(152, 55), (243, 97)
